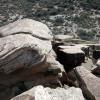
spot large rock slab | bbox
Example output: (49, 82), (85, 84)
(0, 19), (66, 99)
(0, 34), (52, 74)
(0, 33), (64, 86)
(56, 45), (85, 71)
(75, 66), (100, 100)
(11, 85), (84, 100)
(76, 44), (89, 58)
(0, 19), (53, 40)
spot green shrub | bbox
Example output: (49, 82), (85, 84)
(73, 13), (95, 28)
(78, 30), (96, 40)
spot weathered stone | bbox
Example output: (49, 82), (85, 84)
(90, 44), (100, 51)
(22, 54), (65, 88)
(67, 69), (79, 87)
(46, 54), (65, 75)
(54, 34), (73, 41)
(0, 34), (52, 74)
(96, 59), (100, 67)
(0, 34), (65, 88)
(92, 59), (100, 75)
(0, 19), (67, 100)
(56, 45), (85, 71)
(11, 85), (84, 100)
(0, 19), (53, 40)
(76, 44), (89, 58)
(75, 66), (100, 100)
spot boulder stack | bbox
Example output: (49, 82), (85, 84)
(75, 66), (100, 100)
(0, 19), (66, 100)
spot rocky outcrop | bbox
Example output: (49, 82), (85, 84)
(11, 85), (85, 100)
(75, 66), (100, 100)
(0, 19), (53, 40)
(56, 45), (85, 71)
(1, 18), (99, 100)
(0, 19), (67, 100)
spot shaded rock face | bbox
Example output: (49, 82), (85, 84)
(0, 18), (52, 74)
(52, 42), (100, 100)
(75, 66), (100, 100)
(0, 34), (51, 74)
(12, 94), (34, 100)
(53, 44), (85, 72)
(57, 51), (85, 71)
(11, 85), (84, 100)
(1, 18), (99, 100)
(0, 19), (67, 99)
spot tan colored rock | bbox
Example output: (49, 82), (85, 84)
(11, 85), (84, 100)
(46, 54), (65, 75)
(96, 59), (100, 67)
(56, 45), (85, 71)
(0, 19), (67, 100)
(0, 34), (64, 87)
(0, 19), (53, 40)
(75, 66), (100, 100)
(0, 34), (52, 74)
(59, 45), (84, 54)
